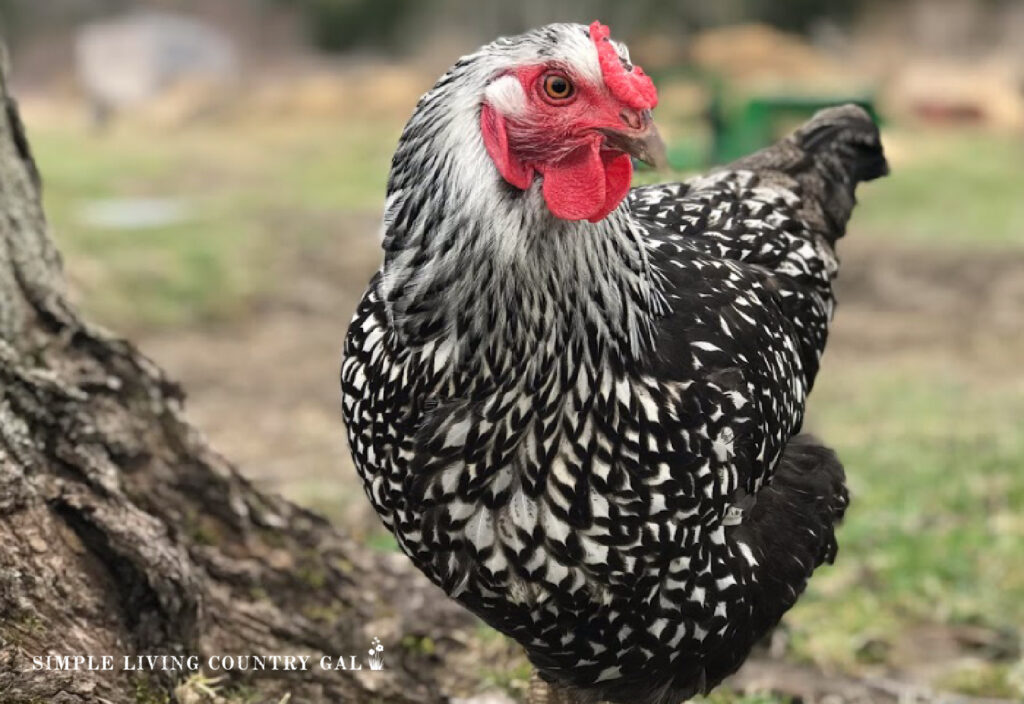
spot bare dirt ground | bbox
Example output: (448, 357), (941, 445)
(831, 242), (1024, 376)
(138, 218), (1024, 702)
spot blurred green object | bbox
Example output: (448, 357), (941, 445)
(651, 67), (879, 170)
(710, 93), (881, 166)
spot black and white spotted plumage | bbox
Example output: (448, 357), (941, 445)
(341, 23), (886, 704)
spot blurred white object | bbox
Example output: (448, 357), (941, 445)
(75, 11), (237, 112)
(78, 197), (192, 230)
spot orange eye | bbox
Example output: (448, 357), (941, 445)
(542, 73), (574, 101)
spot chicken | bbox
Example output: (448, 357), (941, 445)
(341, 20), (887, 704)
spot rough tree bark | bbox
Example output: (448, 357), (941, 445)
(0, 47), (474, 704)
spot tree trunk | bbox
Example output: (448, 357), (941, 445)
(0, 48), (472, 704)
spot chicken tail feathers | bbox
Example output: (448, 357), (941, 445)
(795, 104), (889, 181)
(764, 434), (850, 567)
(726, 103), (888, 240)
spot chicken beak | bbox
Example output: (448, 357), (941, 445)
(600, 113), (669, 170)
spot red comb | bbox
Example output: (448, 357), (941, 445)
(589, 21), (657, 110)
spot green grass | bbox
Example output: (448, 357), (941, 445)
(29, 119), (401, 330)
(937, 660), (1023, 700)
(856, 128), (1024, 248)
(789, 363), (1024, 673)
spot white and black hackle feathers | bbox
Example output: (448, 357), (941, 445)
(341, 22), (887, 704)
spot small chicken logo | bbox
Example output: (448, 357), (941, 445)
(367, 637), (384, 671)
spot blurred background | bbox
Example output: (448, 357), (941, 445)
(1, 1), (1022, 701)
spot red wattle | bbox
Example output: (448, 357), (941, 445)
(594, 152), (632, 223)
(538, 139), (606, 221)
(480, 104), (534, 190)
(537, 137), (632, 222)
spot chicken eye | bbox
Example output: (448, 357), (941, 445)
(542, 74), (574, 101)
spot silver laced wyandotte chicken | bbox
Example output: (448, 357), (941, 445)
(341, 20), (887, 704)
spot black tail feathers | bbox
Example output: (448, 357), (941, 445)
(726, 103), (888, 239)
(795, 104), (889, 184)
(732, 433), (849, 597)
(770, 434), (850, 565)
(792, 104), (888, 236)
